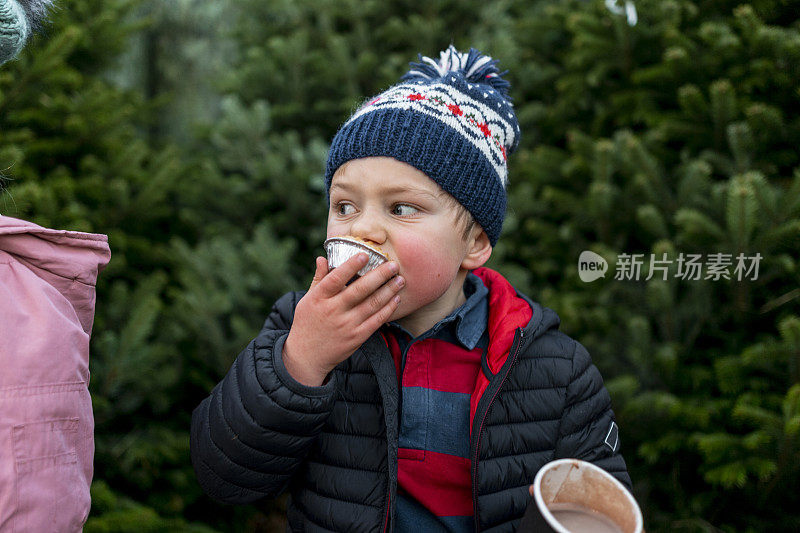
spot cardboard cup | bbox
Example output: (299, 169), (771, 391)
(518, 459), (643, 533)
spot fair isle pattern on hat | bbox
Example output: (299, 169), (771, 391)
(343, 79), (516, 187)
(325, 45), (520, 246)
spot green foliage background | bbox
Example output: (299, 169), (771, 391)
(1, 0), (799, 531)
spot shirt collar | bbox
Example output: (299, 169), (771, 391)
(453, 272), (489, 349)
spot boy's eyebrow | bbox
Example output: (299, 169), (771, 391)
(330, 181), (440, 199)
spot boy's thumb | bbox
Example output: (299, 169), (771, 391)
(309, 256), (328, 291)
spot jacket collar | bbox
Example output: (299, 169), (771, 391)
(468, 267), (562, 435)
(473, 267), (533, 373)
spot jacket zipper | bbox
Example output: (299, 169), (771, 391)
(471, 328), (524, 532)
(382, 487), (391, 532)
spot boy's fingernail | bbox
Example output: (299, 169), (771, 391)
(395, 276), (405, 288)
(357, 253), (369, 263)
(388, 261), (399, 273)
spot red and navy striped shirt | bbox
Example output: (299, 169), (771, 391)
(384, 273), (489, 532)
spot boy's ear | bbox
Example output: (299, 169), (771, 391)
(462, 227), (492, 270)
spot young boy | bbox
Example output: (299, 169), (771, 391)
(191, 45), (631, 532)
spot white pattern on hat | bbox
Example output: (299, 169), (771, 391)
(344, 82), (515, 187)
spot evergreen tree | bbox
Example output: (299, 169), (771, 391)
(490, 1), (800, 530)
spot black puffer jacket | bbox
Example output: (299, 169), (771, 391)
(190, 268), (630, 532)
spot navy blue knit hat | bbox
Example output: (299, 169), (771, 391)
(324, 45), (520, 246)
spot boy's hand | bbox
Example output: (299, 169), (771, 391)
(283, 253), (404, 387)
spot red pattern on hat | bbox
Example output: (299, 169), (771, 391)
(447, 103), (463, 116)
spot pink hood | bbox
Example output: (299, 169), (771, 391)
(0, 215), (110, 531)
(0, 216), (110, 335)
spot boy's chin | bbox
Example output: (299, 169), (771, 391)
(385, 306), (407, 325)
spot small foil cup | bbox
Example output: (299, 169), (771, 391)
(324, 237), (388, 277)
(519, 459), (643, 533)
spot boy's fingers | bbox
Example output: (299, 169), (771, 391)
(358, 293), (401, 334)
(342, 261), (401, 307)
(308, 256), (328, 291)
(315, 253), (368, 297)
(353, 272), (404, 321)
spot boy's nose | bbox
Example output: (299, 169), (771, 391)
(349, 214), (387, 246)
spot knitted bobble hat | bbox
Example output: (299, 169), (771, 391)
(325, 45), (520, 246)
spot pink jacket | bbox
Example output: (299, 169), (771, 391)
(0, 215), (110, 532)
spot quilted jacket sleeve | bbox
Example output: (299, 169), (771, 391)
(190, 291), (338, 504)
(554, 339), (632, 490)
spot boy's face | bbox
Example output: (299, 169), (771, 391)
(327, 157), (490, 329)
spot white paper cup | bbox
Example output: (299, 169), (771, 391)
(519, 459), (643, 533)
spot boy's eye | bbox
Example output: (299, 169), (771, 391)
(336, 203), (355, 216)
(392, 204), (418, 216)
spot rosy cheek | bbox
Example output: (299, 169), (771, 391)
(393, 237), (455, 293)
